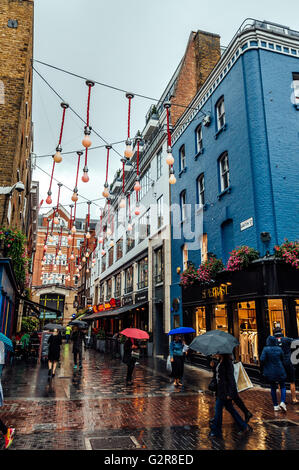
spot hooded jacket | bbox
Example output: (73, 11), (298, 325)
(260, 336), (287, 382)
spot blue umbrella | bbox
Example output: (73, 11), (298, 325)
(168, 327), (196, 336)
(0, 332), (14, 352)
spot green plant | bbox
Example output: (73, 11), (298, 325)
(21, 316), (40, 333)
(274, 239), (299, 270)
(226, 246), (259, 271)
(0, 228), (29, 286)
(96, 329), (106, 340)
(180, 257), (224, 287)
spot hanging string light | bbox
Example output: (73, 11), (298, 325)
(81, 148), (89, 183)
(46, 102), (69, 204)
(82, 80), (94, 148)
(71, 201), (77, 233)
(53, 182), (62, 224)
(72, 151), (82, 202)
(86, 201), (91, 238)
(124, 92), (134, 159)
(102, 145), (112, 198)
(127, 192), (132, 231)
(68, 205), (74, 242)
(134, 136), (142, 192)
(164, 101), (176, 184)
(119, 158), (126, 209)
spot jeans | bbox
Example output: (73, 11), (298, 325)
(211, 398), (248, 436)
(270, 382), (286, 406)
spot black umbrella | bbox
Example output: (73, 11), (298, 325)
(44, 323), (65, 331)
(68, 320), (88, 329)
(189, 330), (239, 355)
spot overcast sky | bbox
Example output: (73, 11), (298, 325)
(33, 0), (299, 219)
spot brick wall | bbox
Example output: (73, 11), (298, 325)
(171, 30), (221, 127)
(0, 0), (34, 231)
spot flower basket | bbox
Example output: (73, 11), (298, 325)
(226, 246), (259, 272)
(274, 239), (299, 270)
(180, 257), (224, 288)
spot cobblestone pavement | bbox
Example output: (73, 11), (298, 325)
(0, 344), (298, 450)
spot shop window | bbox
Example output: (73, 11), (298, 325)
(195, 307), (206, 335)
(296, 300), (299, 334)
(213, 304), (228, 331)
(238, 301), (259, 364)
(268, 299), (285, 335)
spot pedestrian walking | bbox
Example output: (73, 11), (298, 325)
(209, 356), (253, 424)
(260, 336), (287, 411)
(65, 325), (72, 344)
(169, 335), (186, 387)
(123, 337), (138, 385)
(209, 354), (252, 438)
(270, 327), (298, 404)
(71, 326), (86, 369)
(47, 328), (62, 378)
(0, 338), (15, 449)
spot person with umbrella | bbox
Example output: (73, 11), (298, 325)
(169, 335), (186, 387)
(71, 325), (86, 369)
(47, 328), (62, 378)
(120, 328), (149, 385)
(0, 333), (15, 449)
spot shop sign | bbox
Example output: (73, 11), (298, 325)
(123, 295), (133, 306)
(240, 217), (254, 231)
(135, 291), (148, 303)
(92, 298), (121, 313)
(202, 284), (231, 299)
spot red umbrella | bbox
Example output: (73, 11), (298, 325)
(120, 328), (149, 340)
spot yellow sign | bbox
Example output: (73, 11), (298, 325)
(202, 284), (229, 299)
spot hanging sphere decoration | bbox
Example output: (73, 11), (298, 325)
(81, 166), (89, 183)
(166, 146), (174, 166)
(46, 191), (52, 205)
(53, 145), (63, 163)
(71, 191), (78, 202)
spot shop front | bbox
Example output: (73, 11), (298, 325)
(179, 258), (299, 380)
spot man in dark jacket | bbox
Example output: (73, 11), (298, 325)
(123, 337), (138, 385)
(209, 354), (251, 438)
(71, 327), (86, 369)
(269, 327), (298, 404)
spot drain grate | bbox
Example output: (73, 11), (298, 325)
(87, 436), (140, 450)
(266, 420), (299, 428)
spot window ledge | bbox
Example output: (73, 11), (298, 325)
(194, 149), (204, 160)
(217, 186), (231, 200)
(179, 167), (187, 177)
(215, 123), (227, 139)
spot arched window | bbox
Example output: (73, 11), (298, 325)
(216, 96), (225, 131)
(219, 152), (230, 191)
(197, 174), (205, 206)
(196, 125), (203, 153)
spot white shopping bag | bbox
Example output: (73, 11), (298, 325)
(166, 355), (172, 372)
(233, 362), (253, 393)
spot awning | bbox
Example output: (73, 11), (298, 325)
(17, 295), (62, 316)
(84, 301), (148, 321)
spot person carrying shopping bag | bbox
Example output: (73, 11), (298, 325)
(260, 336), (287, 411)
(209, 354), (252, 438)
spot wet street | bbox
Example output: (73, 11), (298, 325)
(0, 344), (299, 450)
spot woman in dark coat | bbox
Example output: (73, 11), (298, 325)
(260, 336), (287, 411)
(47, 329), (62, 378)
(71, 326), (86, 369)
(209, 354), (251, 438)
(123, 337), (138, 385)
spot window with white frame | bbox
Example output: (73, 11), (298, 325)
(219, 152), (230, 191)
(182, 244), (188, 270)
(196, 125), (203, 153)
(197, 174), (205, 206)
(180, 191), (187, 221)
(156, 149), (162, 180)
(216, 97), (225, 130)
(179, 145), (186, 171)
(292, 73), (299, 106)
(157, 195), (163, 229)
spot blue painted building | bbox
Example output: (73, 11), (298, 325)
(0, 259), (18, 337)
(169, 20), (299, 375)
